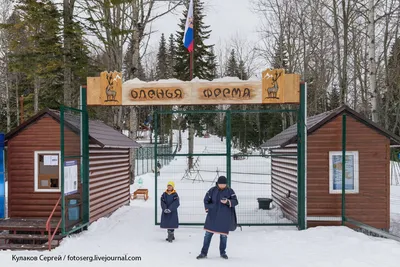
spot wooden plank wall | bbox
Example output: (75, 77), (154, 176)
(307, 115), (390, 229)
(271, 144), (298, 223)
(89, 146), (130, 223)
(7, 115), (80, 218)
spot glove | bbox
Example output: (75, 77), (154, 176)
(164, 209), (171, 213)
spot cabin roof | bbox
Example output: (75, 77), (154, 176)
(260, 105), (400, 148)
(5, 108), (141, 149)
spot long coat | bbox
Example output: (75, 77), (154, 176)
(160, 191), (180, 229)
(203, 185), (238, 235)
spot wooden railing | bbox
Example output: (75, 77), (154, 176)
(46, 196), (62, 251)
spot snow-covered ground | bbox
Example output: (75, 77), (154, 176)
(1, 131), (400, 266)
(1, 171), (400, 266)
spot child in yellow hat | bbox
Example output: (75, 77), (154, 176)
(160, 181), (180, 242)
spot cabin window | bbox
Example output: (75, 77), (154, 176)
(34, 151), (61, 192)
(329, 151), (359, 194)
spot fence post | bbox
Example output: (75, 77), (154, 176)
(226, 110), (232, 186)
(341, 114), (347, 225)
(136, 148), (138, 176)
(297, 82), (307, 230)
(154, 111), (158, 225)
(81, 86), (90, 227)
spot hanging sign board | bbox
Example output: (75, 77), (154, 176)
(0, 133), (5, 219)
(86, 69), (300, 106)
(64, 160), (78, 196)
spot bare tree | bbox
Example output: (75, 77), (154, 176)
(0, 0), (12, 132)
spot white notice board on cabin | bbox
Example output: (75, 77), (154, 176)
(64, 160), (78, 195)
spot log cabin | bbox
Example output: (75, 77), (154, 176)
(261, 105), (400, 230)
(0, 109), (140, 250)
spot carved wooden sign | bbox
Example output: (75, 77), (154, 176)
(262, 68), (285, 104)
(87, 70), (300, 106)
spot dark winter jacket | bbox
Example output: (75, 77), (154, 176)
(203, 185), (238, 235)
(160, 190), (180, 229)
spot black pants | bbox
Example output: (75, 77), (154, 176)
(201, 231), (227, 256)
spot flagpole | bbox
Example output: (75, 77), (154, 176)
(189, 3), (194, 80)
(190, 50), (193, 80)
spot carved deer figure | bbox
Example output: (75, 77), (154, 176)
(105, 73), (117, 101)
(267, 71), (282, 98)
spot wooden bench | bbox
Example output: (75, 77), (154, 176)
(131, 189), (149, 201)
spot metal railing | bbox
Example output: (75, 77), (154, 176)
(46, 196), (62, 251)
(135, 143), (178, 176)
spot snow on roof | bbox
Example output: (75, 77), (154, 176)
(122, 76), (260, 86)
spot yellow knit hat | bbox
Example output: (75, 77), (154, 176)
(167, 181), (175, 188)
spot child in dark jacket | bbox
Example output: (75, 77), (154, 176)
(160, 181), (180, 242)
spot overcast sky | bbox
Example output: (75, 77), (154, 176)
(149, 0), (261, 49)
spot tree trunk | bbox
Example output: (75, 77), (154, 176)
(63, 0), (74, 107)
(16, 76), (19, 126)
(6, 72), (11, 132)
(169, 113), (173, 147)
(188, 123), (194, 169)
(368, 0), (378, 122)
(34, 77), (40, 114)
(129, 107), (138, 184)
(178, 124), (182, 151)
(129, 6), (141, 184)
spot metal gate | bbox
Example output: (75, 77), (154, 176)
(153, 87), (306, 228)
(59, 87), (90, 235)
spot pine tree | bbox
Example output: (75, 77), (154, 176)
(174, 0), (216, 81)
(237, 59), (248, 80)
(173, 0), (218, 168)
(70, 21), (97, 107)
(329, 85), (340, 110)
(384, 38), (400, 135)
(272, 37), (288, 71)
(7, 0), (63, 113)
(225, 49), (239, 77)
(156, 33), (168, 80)
(206, 46), (217, 79)
(137, 60), (147, 81)
(167, 34), (176, 78)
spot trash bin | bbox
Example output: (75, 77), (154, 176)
(68, 199), (79, 221)
(257, 198), (273, 210)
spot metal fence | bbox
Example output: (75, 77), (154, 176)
(135, 143), (178, 176)
(153, 108), (304, 226)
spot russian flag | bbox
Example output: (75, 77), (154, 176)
(183, 0), (194, 52)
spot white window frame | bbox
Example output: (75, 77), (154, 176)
(34, 151), (61, 193)
(329, 151), (359, 194)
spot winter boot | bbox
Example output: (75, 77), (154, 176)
(167, 231), (174, 242)
(196, 254), (207, 259)
(221, 254), (228, 259)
